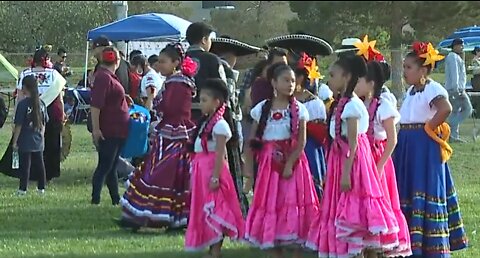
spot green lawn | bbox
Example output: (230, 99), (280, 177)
(0, 118), (479, 257)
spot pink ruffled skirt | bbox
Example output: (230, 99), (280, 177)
(306, 134), (399, 257)
(245, 140), (320, 249)
(372, 140), (412, 257)
(185, 153), (245, 251)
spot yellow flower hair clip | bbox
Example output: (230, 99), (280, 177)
(305, 58), (324, 84)
(419, 43), (444, 68)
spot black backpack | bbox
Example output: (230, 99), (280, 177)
(0, 96), (7, 128)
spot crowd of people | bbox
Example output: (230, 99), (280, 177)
(0, 21), (473, 258)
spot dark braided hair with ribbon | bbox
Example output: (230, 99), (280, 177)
(188, 78), (238, 153)
(331, 55), (367, 154)
(160, 43), (197, 78)
(364, 61), (386, 146)
(250, 63), (300, 151)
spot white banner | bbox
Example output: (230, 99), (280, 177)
(126, 41), (190, 59)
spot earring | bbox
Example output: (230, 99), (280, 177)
(420, 76), (426, 86)
(273, 88), (278, 97)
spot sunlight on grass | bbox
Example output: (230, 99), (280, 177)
(0, 118), (479, 257)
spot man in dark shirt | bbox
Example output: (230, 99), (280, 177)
(53, 47), (72, 78)
(92, 36), (131, 94)
(185, 22), (226, 120)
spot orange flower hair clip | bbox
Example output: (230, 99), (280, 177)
(354, 35), (385, 62)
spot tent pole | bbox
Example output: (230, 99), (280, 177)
(84, 41), (89, 89)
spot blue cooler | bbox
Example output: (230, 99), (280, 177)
(120, 104), (151, 159)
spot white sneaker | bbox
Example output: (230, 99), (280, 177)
(15, 190), (27, 196)
(37, 189), (45, 195)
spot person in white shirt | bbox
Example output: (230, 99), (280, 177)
(139, 54), (165, 100)
(444, 38), (473, 142)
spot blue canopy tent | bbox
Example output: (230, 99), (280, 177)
(87, 13), (192, 42)
(438, 26), (480, 51)
(83, 13), (193, 87)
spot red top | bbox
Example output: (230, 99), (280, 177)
(250, 77), (273, 108)
(128, 71), (141, 99)
(91, 67), (129, 139)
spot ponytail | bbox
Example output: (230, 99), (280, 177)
(22, 75), (43, 131)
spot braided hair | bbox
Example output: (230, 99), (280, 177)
(364, 61), (386, 145)
(327, 55), (367, 145)
(250, 63), (299, 151)
(160, 43), (185, 71)
(188, 78), (238, 152)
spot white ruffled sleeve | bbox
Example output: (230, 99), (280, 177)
(380, 91), (397, 108)
(250, 99), (267, 122)
(377, 98), (400, 124)
(341, 99), (363, 120)
(303, 98), (326, 121)
(425, 81), (448, 105)
(213, 119), (232, 140)
(318, 83), (333, 100)
(298, 101), (310, 121)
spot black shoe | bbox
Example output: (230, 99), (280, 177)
(111, 196), (120, 206)
(114, 218), (141, 233)
(91, 199), (100, 205)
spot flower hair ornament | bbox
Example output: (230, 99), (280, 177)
(354, 35), (385, 62)
(297, 52), (324, 85)
(181, 56), (198, 77)
(412, 41), (444, 69)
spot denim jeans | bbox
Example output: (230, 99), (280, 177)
(91, 138), (125, 204)
(448, 91), (473, 139)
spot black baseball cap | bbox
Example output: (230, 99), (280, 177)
(451, 38), (464, 48)
(92, 36), (113, 49)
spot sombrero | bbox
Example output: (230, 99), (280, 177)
(334, 38), (362, 53)
(210, 36), (261, 57)
(265, 34), (333, 56)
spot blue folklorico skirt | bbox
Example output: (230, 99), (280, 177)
(304, 136), (327, 199)
(393, 123), (468, 257)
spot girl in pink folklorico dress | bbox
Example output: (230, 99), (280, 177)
(185, 79), (245, 258)
(306, 55), (399, 258)
(355, 59), (412, 257)
(244, 63), (320, 258)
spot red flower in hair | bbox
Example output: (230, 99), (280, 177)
(181, 56), (198, 77)
(369, 48), (385, 62)
(297, 52), (313, 69)
(102, 51), (117, 62)
(412, 41), (428, 55)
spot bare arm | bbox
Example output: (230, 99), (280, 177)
(344, 117), (359, 175)
(429, 97), (452, 128)
(212, 134), (227, 180)
(90, 107), (101, 132)
(12, 125), (21, 147)
(285, 119), (307, 166)
(377, 117), (397, 171)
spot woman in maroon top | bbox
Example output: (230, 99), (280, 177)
(118, 43), (196, 230)
(90, 47), (130, 205)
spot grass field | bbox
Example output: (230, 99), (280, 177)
(0, 116), (479, 257)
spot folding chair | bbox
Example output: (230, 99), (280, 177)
(72, 89), (90, 123)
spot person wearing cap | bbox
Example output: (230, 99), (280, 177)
(92, 36), (131, 95)
(468, 46), (480, 91)
(444, 38), (473, 142)
(185, 22), (227, 120)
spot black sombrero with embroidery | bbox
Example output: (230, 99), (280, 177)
(265, 34), (333, 56)
(210, 36), (262, 57)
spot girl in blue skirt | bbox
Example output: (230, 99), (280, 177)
(393, 41), (468, 257)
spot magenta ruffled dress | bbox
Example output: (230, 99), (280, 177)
(306, 97), (399, 257)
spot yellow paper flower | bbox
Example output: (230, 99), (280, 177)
(419, 43), (444, 68)
(354, 35), (380, 61)
(305, 58), (324, 84)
